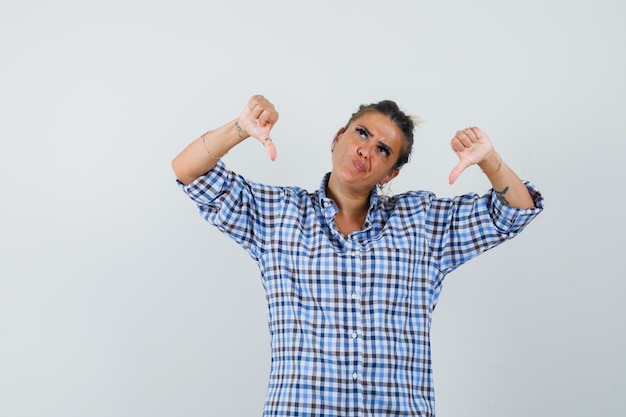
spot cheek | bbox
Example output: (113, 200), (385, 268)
(334, 138), (351, 155)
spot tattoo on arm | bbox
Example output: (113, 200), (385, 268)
(235, 120), (245, 139)
(495, 186), (510, 206)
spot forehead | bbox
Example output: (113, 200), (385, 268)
(350, 112), (404, 146)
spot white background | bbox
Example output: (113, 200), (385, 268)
(1, 1), (624, 416)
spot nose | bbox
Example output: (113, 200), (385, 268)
(357, 145), (369, 158)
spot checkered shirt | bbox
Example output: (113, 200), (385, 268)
(178, 161), (544, 416)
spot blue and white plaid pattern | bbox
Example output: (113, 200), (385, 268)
(179, 161), (543, 416)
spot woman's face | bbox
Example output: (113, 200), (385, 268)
(331, 112), (405, 194)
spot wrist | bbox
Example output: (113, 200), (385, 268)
(234, 119), (250, 142)
(478, 152), (502, 175)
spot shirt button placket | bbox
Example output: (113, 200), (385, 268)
(348, 242), (364, 412)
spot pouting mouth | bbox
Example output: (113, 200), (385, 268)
(352, 159), (366, 172)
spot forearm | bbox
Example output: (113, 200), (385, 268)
(478, 151), (535, 209)
(171, 119), (247, 185)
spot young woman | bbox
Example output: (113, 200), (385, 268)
(172, 95), (543, 416)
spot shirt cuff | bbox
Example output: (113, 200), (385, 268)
(490, 180), (544, 233)
(176, 160), (231, 206)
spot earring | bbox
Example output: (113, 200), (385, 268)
(377, 182), (392, 196)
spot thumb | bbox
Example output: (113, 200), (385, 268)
(448, 160), (471, 184)
(264, 138), (277, 161)
(255, 123), (277, 161)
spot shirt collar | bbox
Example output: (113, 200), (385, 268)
(317, 172), (380, 224)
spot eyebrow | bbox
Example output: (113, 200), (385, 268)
(378, 142), (393, 155)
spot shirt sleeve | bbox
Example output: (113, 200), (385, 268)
(426, 181), (544, 276)
(176, 161), (286, 261)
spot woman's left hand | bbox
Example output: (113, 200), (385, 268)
(448, 127), (496, 184)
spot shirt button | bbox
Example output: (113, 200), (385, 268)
(351, 292), (358, 300)
(351, 332), (358, 339)
(352, 372), (358, 380)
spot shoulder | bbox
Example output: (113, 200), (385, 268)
(379, 189), (490, 218)
(381, 189), (437, 209)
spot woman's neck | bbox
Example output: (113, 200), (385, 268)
(326, 174), (370, 211)
(326, 174), (371, 235)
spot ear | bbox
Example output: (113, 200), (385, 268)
(332, 127), (346, 151)
(380, 168), (400, 185)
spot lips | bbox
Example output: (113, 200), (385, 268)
(352, 159), (366, 172)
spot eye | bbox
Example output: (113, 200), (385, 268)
(355, 127), (368, 139)
(377, 144), (391, 156)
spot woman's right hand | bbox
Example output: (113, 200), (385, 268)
(238, 95), (279, 161)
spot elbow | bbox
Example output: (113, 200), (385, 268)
(171, 156), (192, 186)
(170, 156), (182, 179)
